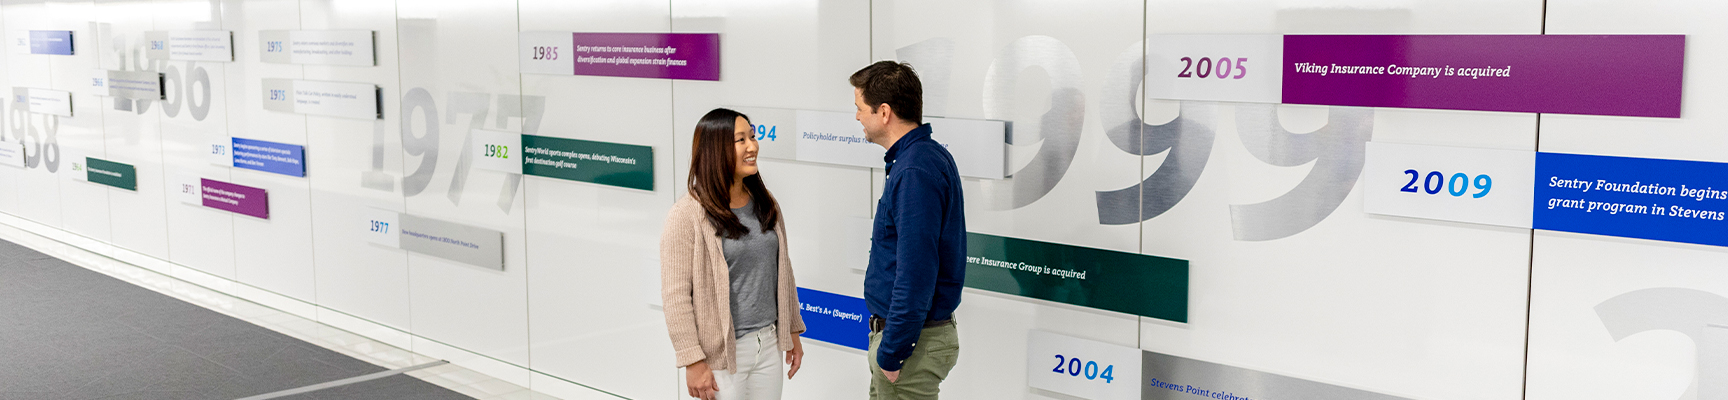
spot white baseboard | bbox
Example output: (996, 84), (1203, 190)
(232, 283), (320, 320)
(413, 336), (534, 388)
(317, 306), (415, 350)
(110, 247), (174, 275)
(532, 371), (631, 400)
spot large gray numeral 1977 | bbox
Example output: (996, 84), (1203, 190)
(399, 88), (440, 197)
(443, 92), (492, 205)
(395, 88), (541, 212)
(493, 94), (544, 212)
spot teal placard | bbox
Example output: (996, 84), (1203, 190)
(520, 135), (653, 191)
(965, 233), (1188, 323)
(84, 157), (137, 191)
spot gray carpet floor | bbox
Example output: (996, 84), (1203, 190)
(0, 239), (474, 400)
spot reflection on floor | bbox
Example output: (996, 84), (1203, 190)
(0, 234), (554, 400)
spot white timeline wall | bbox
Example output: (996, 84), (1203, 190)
(0, 1), (1716, 400)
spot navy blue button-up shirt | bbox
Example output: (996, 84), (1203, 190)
(866, 123), (966, 371)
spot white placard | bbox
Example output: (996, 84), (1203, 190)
(288, 30), (373, 66)
(64, 151), (87, 182)
(262, 79), (381, 120)
(291, 80), (379, 119)
(83, 69), (108, 97)
(8, 31), (26, 54)
(260, 30), (376, 66)
(0, 141), (23, 168)
(1363, 142), (1535, 229)
(746, 108), (1005, 179)
(207, 135), (232, 166)
(471, 129), (523, 174)
(794, 110), (882, 170)
(1025, 331), (1142, 400)
(168, 173), (202, 205)
(519, 32), (573, 75)
(104, 70), (164, 100)
(12, 88), (72, 117)
(926, 117), (1007, 179)
(1145, 35), (1283, 104)
(146, 30), (233, 62)
(361, 207), (400, 248)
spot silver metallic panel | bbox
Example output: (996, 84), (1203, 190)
(1142, 351), (1409, 400)
(398, 214), (505, 271)
(1229, 104), (1372, 241)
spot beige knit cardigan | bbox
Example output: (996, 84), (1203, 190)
(659, 194), (806, 372)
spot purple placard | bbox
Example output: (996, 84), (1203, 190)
(571, 33), (719, 81)
(201, 178), (269, 219)
(1282, 35), (1684, 118)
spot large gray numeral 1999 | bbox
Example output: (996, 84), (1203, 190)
(979, 35), (1084, 210)
(1096, 41), (1214, 225)
(1596, 288), (1728, 400)
(912, 36), (1369, 240)
(1229, 104), (1372, 241)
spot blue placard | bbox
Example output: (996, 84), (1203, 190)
(1534, 152), (1728, 247)
(28, 31), (73, 55)
(796, 287), (869, 351)
(230, 137), (306, 177)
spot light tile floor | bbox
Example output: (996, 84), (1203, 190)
(0, 223), (562, 400)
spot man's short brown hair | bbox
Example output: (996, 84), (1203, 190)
(849, 61), (923, 125)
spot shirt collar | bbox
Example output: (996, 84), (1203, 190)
(883, 123), (934, 166)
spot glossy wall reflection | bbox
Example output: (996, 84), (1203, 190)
(0, 1), (1719, 400)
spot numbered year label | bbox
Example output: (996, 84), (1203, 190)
(519, 32), (575, 75)
(258, 30), (377, 66)
(1025, 331), (1141, 400)
(1363, 142), (1535, 229)
(1145, 35), (1282, 104)
(207, 136), (232, 166)
(143, 31), (234, 62)
(471, 129), (523, 174)
(361, 207), (401, 248)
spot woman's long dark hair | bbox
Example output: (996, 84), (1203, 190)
(688, 108), (779, 239)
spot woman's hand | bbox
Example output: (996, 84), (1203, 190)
(786, 335), (805, 379)
(685, 360), (718, 399)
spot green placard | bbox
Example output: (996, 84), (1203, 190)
(965, 232), (1188, 323)
(521, 135), (653, 191)
(85, 157), (137, 191)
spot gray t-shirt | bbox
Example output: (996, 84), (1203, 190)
(723, 200), (779, 338)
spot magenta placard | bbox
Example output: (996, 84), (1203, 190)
(571, 33), (719, 81)
(201, 178), (269, 219)
(1282, 35), (1684, 118)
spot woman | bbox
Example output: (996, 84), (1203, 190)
(661, 108), (806, 400)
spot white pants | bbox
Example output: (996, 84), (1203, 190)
(713, 324), (783, 400)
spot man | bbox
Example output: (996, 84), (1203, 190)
(852, 60), (966, 399)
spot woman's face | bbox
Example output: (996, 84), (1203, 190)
(733, 116), (759, 180)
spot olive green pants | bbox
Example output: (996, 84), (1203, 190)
(867, 322), (959, 400)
